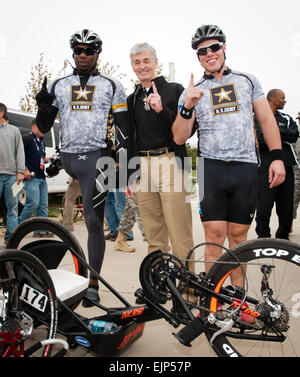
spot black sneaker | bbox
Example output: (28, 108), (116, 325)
(105, 232), (117, 241)
(82, 287), (100, 307)
(135, 297), (146, 305)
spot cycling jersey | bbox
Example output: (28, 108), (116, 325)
(178, 68), (264, 163)
(48, 72), (128, 154)
(35, 70), (129, 281)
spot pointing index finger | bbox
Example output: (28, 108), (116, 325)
(42, 76), (48, 90)
(188, 73), (194, 88)
(151, 81), (158, 94)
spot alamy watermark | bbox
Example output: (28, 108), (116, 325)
(95, 155), (204, 203)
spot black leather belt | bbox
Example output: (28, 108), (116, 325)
(139, 147), (174, 157)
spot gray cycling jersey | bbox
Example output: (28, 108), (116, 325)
(49, 73), (127, 153)
(178, 69), (264, 163)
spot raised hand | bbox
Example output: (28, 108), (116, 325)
(184, 73), (204, 109)
(35, 76), (54, 111)
(144, 81), (163, 113)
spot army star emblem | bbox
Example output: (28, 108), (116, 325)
(214, 87), (233, 103)
(74, 87), (93, 100)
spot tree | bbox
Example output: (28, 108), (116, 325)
(186, 143), (198, 171)
(97, 59), (126, 81)
(19, 52), (52, 113)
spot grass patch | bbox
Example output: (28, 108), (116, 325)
(48, 193), (64, 218)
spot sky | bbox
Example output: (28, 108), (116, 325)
(1, 0), (300, 121)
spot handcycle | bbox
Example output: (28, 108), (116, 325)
(1, 217), (300, 357)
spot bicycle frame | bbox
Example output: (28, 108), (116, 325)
(3, 218), (298, 357)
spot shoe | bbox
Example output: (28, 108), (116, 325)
(135, 297), (145, 305)
(114, 232), (135, 252)
(33, 231), (54, 238)
(82, 286), (100, 307)
(105, 232), (117, 241)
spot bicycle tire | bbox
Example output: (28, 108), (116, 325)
(0, 249), (58, 357)
(7, 218), (88, 310)
(7, 217), (87, 278)
(201, 238), (300, 357)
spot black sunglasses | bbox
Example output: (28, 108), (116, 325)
(73, 47), (97, 56)
(197, 42), (223, 56)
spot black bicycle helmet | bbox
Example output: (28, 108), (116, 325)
(191, 24), (226, 50)
(70, 29), (102, 53)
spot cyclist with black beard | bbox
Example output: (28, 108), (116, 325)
(35, 29), (129, 307)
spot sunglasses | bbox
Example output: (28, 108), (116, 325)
(73, 47), (97, 56)
(197, 42), (223, 56)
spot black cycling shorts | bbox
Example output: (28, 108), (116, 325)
(199, 158), (257, 225)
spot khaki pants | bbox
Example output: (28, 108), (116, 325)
(135, 152), (194, 263)
(63, 178), (81, 230)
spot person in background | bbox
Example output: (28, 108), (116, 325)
(255, 90), (298, 240)
(18, 118), (53, 237)
(291, 112), (300, 232)
(62, 177), (81, 231)
(114, 194), (147, 252)
(0, 103), (25, 246)
(104, 189), (130, 241)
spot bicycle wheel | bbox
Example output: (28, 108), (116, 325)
(201, 238), (300, 357)
(7, 218), (88, 310)
(0, 249), (57, 357)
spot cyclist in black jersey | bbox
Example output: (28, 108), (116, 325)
(35, 29), (129, 307)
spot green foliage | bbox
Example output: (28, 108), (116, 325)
(186, 143), (198, 170)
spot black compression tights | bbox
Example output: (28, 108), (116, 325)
(60, 150), (106, 279)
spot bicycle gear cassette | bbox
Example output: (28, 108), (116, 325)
(139, 251), (186, 304)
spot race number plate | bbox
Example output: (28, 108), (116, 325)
(20, 283), (48, 312)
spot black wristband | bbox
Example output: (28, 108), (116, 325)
(180, 105), (194, 119)
(270, 149), (284, 161)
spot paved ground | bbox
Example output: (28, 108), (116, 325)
(1, 197), (300, 358)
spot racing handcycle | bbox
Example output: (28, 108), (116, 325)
(1, 217), (300, 357)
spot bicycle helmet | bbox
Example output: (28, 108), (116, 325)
(70, 29), (102, 53)
(191, 24), (226, 50)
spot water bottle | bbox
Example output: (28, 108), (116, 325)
(85, 319), (119, 333)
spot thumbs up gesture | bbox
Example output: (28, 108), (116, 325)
(184, 74), (204, 109)
(144, 81), (163, 113)
(35, 76), (54, 111)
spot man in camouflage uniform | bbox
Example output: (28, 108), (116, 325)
(114, 194), (147, 252)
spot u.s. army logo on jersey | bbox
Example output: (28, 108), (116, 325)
(71, 85), (96, 111)
(210, 84), (239, 116)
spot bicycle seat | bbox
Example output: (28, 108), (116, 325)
(48, 269), (89, 307)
